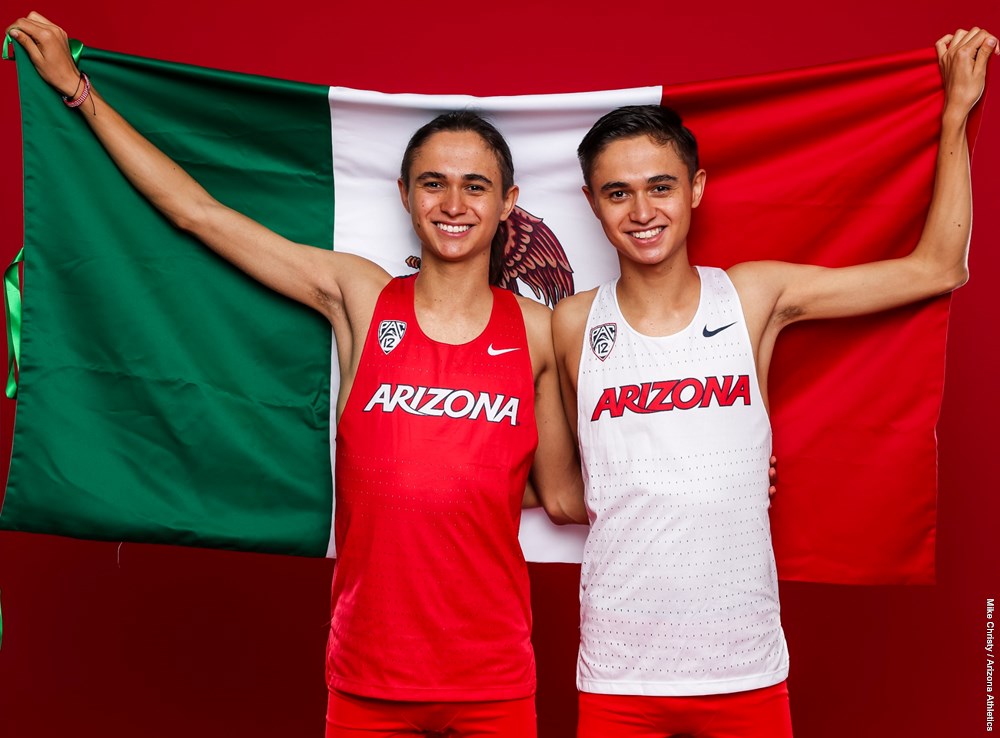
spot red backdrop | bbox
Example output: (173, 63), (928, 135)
(1, 2), (998, 736)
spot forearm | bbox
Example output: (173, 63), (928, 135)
(9, 17), (215, 234)
(522, 480), (541, 509)
(76, 85), (217, 233)
(550, 487), (588, 525)
(69, 80), (352, 313)
(533, 464), (587, 524)
(911, 26), (1000, 289)
(8, 15), (346, 314)
(761, 34), (991, 327)
(910, 111), (973, 290)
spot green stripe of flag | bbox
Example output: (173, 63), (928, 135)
(4, 46), (335, 555)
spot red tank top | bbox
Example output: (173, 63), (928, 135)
(328, 275), (538, 701)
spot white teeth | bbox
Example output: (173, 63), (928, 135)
(436, 223), (472, 233)
(632, 227), (664, 239)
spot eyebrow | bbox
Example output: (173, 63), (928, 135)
(415, 171), (494, 186)
(599, 173), (679, 193)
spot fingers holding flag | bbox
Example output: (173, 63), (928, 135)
(768, 455), (778, 509)
(936, 26), (998, 116)
(6, 12), (81, 97)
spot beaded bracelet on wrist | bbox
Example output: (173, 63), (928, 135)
(62, 73), (91, 109)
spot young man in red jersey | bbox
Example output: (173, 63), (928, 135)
(553, 27), (996, 738)
(8, 12), (587, 737)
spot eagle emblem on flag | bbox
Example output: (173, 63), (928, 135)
(590, 323), (617, 361)
(378, 320), (407, 354)
(405, 206), (574, 308)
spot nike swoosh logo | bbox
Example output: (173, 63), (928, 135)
(702, 322), (737, 338)
(487, 344), (521, 356)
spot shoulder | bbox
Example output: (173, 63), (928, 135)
(726, 260), (787, 289)
(321, 252), (392, 339)
(552, 288), (598, 342)
(321, 251), (392, 310)
(511, 295), (556, 378)
(725, 260), (787, 315)
(514, 294), (554, 345)
(514, 292), (552, 320)
(333, 252), (394, 289)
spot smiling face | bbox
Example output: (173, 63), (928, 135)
(398, 130), (518, 269)
(584, 134), (706, 269)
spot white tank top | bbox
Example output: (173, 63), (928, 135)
(576, 266), (788, 696)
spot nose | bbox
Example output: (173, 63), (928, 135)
(630, 193), (654, 223)
(441, 186), (465, 215)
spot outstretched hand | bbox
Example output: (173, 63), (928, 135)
(7, 12), (81, 97)
(936, 27), (998, 116)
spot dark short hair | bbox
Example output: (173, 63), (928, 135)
(400, 110), (515, 285)
(577, 104), (699, 186)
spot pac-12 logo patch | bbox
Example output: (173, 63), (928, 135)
(378, 320), (407, 355)
(590, 323), (617, 362)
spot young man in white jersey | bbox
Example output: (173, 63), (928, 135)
(7, 12), (589, 737)
(552, 27), (997, 738)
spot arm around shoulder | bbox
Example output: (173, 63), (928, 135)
(551, 290), (596, 405)
(519, 298), (587, 525)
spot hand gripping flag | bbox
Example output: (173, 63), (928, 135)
(2, 40), (982, 583)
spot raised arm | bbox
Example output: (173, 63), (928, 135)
(731, 27), (997, 335)
(6, 12), (388, 324)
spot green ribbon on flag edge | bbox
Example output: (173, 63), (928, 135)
(2, 34), (84, 63)
(4, 248), (24, 399)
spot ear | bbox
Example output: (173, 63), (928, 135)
(582, 185), (599, 218)
(397, 177), (411, 213)
(690, 169), (707, 209)
(499, 184), (519, 221)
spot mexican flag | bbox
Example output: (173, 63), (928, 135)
(2, 41), (972, 583)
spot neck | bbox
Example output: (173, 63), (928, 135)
(615, 250), (701, 337)
(412, 256), (495, 344)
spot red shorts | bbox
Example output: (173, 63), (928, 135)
(577, 681), (792, 738)
(326, 690), (537, 737)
